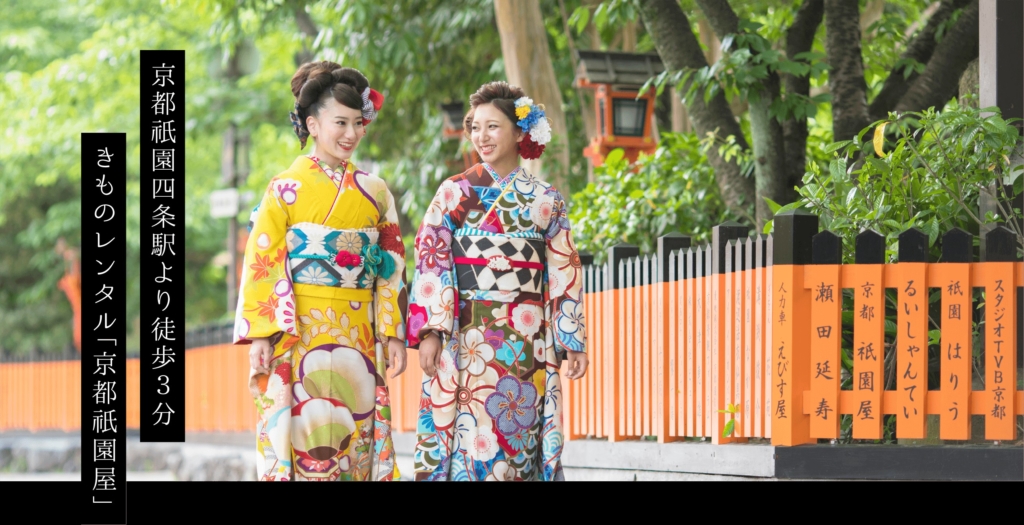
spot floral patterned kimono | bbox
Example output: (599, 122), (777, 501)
(406, 162), (586, 481)
(233, 155), (407, 481)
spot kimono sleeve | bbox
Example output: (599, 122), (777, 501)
(545, 190), (586, 355)
(405, 184), (458, 349)
(233, 178), (298, 345)
(373, 183), (407, 344)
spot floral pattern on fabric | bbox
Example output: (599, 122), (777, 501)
(406, 162), (585, 481)
(235, 155), (407, 481)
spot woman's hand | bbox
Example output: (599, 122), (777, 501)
(387, 338), (407, 379)
(564, 351), (589, 380)
(248, 337), (273, 372)
(419, 332), (443, 377)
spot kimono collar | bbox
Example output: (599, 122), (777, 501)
(481, 162), (521, 187)
(306, 154), (354, 187)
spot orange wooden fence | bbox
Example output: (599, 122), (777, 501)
(2, 217), (1022, 449)
(563, 218), (1023, 446)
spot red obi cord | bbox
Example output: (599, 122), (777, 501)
(453, 255), (543, 271)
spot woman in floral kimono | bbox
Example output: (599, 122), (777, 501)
(234, 61), (407, 481)
(406, 81), (589, 481)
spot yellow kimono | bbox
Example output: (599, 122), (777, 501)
(233, 155), (407, 481)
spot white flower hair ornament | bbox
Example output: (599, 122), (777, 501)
(361, 86), (385, 125)
(514, 96), (550, 160)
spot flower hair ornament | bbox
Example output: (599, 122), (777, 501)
(361, 87), (385, 125)
(513, 97), (551, 160)
(289, 101), (311, 149)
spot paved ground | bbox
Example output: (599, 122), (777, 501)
(1, 430), (418, 481)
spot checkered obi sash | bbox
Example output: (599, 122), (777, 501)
(286, 222), (392, 298)
(452, 228), (546, 301)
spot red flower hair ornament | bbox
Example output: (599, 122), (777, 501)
(362, 87), (385, 125)
(518, 134), (545, 160)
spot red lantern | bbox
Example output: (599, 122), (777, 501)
(575, 50), (663, 167)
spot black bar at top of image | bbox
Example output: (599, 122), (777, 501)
(81, 132), (127, 523)
(140, 50), (185, 442)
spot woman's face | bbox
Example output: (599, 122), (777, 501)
(470, 102), (522, 166)
(307, 96), (365, 166)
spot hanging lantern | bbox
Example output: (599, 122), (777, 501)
(575, 50), (664, 166)
(440, 101), (466, 140)
(439, 101), (479, 170)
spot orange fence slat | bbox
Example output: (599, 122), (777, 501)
(126, 358), (140, 429)
(844, 264), (885, 440)
(763, 251), (773, 440)
(934, 263), (973, 439)
(754, 250), (765, 438)
(978, 261), (1017, 440)
(743, 250), (754, 437)
(771, 264), (812, 446)
(896, 263), (928, 439)
(723, 249), (734, 440)
(805, 264), (841, 439)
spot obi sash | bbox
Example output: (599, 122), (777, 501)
(451, 228), (546, 299)
(286, 222), (394, 299)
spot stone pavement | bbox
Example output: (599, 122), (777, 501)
(0, 429), (784, 480)
(0, 430), (418, 481)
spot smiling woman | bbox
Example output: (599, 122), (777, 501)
(233, 60), (408, 482)
(406, 81), (588, 482)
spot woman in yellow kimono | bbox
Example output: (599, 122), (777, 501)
(233, 61), (407, 481)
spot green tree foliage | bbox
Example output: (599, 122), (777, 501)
(571, 132), (730, 260)
(0, 0), (598, 354)
(777, 101), (1022, 258)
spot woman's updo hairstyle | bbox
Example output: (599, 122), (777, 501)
(462, 81), (527, 141)
(288, 61), (371, 148)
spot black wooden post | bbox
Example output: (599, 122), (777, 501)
(772, 210), (818, 265)
(657, 233), (691, 282)
(983, 224), (1017, 262)
(811, 230), (842, 265)
(941, 228), (974, 263)
(579, 251), (594, 267)
(898, 228), (930, 263)
(855, 230), (885, 265)
(606, 243), (640, 289)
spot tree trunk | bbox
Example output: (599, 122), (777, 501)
(868, 0), (971, 121)
(959, 57), (979, 108)
(294, 6), (318, 66)
(783, 0), (823, 203)
(824, 0), (871, 141)
(494, 0), (571, 195)
(697, 11), (745, 116)
(638, 0), (755, 223)
(748, 73), (788, 228)
(695, 0), (739, 38)
(895, 0), (979, 115)
(695, 0), (790, 225)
